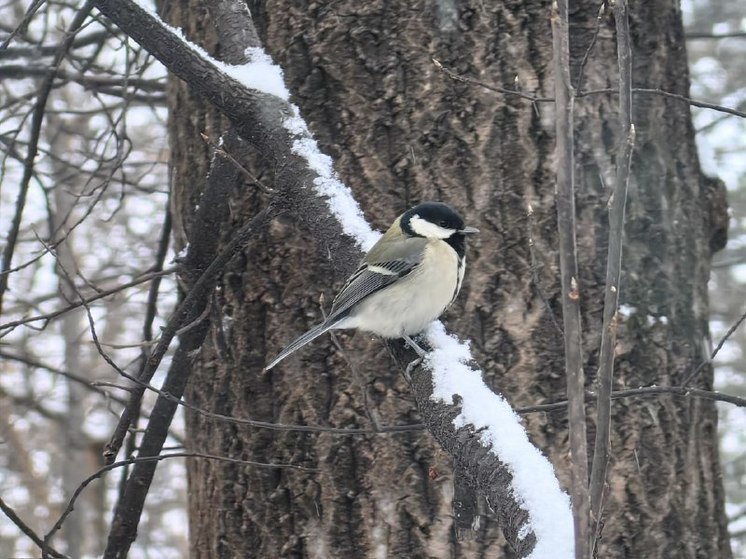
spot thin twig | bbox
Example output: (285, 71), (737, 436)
(516, 385), (746, 414)
(610, 385), (746, 408)
(0, 350), (185, 446)
(682, 306), (746, 386)
(0, 29), (112, 59)
(0, 267), (176, 336)
(432, 58), (746, 120)
(104, 205), (278, 463)
(0, 1), (95, 318)
(580, 87), (746, 119)
(200, 132), (273, 194)
(589, 1), (634, 546)
(0, 0), (47, 49)
(685, 31), (746, 40)
(0, 350), (127, 405)
(0, 496), (68, 559)
(551, 2), (590, 557)
(432, 57), (553, 103)
(43, 451), (316, 554)
(575, 1), (607, 93)
(174, 294), (213, 336)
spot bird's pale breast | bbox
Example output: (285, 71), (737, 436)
(341, 239), (462, 337)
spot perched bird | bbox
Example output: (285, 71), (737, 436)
(264, 202), (478, 370)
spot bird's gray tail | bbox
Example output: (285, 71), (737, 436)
(264, 319), (342, 371)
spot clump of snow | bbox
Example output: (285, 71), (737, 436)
(289, 135), (380, 251)
(134, 1), (289, 100)
(133, 0), (377, 249)
(226, 47), (290, 101)
(426, 322), (575, 559)
(283, 105), (311, 136)
(618, 304), (636, 318)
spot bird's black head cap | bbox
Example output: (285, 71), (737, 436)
(401, 202), (469, 257)
(400, 202), (465, 235)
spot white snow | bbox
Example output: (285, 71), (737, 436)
(618, 304), (636, 318)
(133, 1), (290, 100)
(230, 47), (290, 100)
(286, 107), (380, 250)
(132, 3), (575, 555)
(426, 322), (575, 559)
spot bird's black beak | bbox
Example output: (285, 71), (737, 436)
(459, 226), (479, 234)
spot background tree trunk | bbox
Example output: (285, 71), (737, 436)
(164, 0), (732, 556)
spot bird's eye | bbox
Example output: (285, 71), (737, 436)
(439, 221), (448, 227)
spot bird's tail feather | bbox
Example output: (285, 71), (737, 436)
(264, 319), (342, 371)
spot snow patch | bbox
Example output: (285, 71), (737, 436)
(426, 322), (574, 559)
(618, 304), (636, 318)
(134, 1), (289, 100)
(289, 134), (380, 251)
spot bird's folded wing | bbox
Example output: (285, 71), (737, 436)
(329, 258), (419, 320)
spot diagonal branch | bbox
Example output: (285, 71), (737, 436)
(0, 268), (176, 337)
(0, 496), (67, 559)
(389, 341), (535, 555)
(92, 1), (572, 557)
(45, 451), (316, 557)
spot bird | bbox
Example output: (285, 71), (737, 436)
(264, 201), (478, 370)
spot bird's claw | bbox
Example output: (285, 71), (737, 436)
(402, 334), (427, 357)
(404, 355), (424, 381)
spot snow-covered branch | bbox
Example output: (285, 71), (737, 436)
(93, 1), (574, 557)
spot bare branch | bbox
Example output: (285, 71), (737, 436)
(432, 57), (553, 104)
(43, 451), (316, 557)
(432, 59), (746, 120)
(517, 385), (746, 414)
(0, 1), (95, 318)
(551, 2), (589, 556)
(0, 496), (68, 559)
(686, 31), (746, 40)
(608, 385), (746, 408)
(582, 87), (746, 119)
(589, 1), (635, 541)
(0, 267), (177, 337)
(0, 65), (163, 93)
(682, 306), (746, 386)
(0, 350), (127, 405)
(0, 29), (112, 59)
(575, 1), (607, 94)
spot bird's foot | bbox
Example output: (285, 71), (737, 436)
(404, 355), (424, 382)
(402, 334), (427, 357)
(400, 335), (428, 381)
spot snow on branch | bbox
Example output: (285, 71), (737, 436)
(424, 324), (574, 557)
(94, 1), (573, 556)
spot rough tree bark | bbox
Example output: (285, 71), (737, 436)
(160, 0), (732, 557)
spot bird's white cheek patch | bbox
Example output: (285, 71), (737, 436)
(409, 215), (454, 239)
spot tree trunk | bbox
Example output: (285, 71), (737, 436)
(164, 0), (732, 557)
